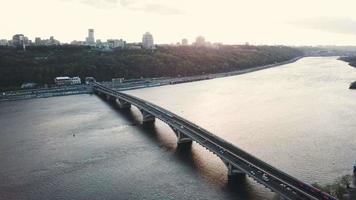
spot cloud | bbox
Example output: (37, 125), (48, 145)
(81, 0), (118, 8)
(60, 0), (184, 14)
(290, 17), (356, 35)
(119, 0), (184, 15)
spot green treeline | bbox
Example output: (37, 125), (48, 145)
(0, 45), (303, 89)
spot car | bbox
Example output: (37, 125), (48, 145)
(250, 171), (256, 175)
(219, 148), (225, 154)
(262, 174), (269, 182)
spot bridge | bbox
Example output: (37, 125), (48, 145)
(92, 82), (337, 200)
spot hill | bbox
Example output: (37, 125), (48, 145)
(0, 45), (303, 90)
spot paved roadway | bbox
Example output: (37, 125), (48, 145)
(92, 82), (337, 200)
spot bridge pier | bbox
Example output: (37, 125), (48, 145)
(106, 94), (112, 101)
(140, 109), (155, 124)
(170, 126), (193, 147)
(116, 98), (131, 109)
(223, 161), (245, 181)
(96, 90), (103, 97)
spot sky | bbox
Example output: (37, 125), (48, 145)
(1, 0), (356, 45)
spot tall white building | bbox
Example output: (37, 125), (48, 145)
(86, 29), (95, 46)
(194, 36), (206, 47)
(142, 32), (154, 49)
(181, 38), (188, 45)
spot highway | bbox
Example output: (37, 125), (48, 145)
(92, 82), (337, 200)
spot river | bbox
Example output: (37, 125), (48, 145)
(0, 57), (355, 200)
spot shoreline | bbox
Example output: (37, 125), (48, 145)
(0, 56), (302, 102)
(108, 56), (303, 91)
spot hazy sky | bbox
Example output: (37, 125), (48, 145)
(2, 0), (356, 45)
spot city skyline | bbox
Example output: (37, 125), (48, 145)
(1, 0), (356, 45)
(0, 29), (219, 48)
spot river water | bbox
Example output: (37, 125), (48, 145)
(0, 57), (355, 200)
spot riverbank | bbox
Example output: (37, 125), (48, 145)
(0, 85), (91, 102)
(103, 56), (303, 91)
(0, 56), (302, 102)
(338, 56), (356, 89)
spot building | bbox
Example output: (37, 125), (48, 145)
(112, 78), (124, 86)
(71, 40), (86, 45)
(35, 37), (42, 45)
(194, 36), (206, 47)
(12, 34), (25, 47)
(142, 32), (154, 49)
(85, 77), (96, 84)
(21, 82), (37, 89)
(0, 39), (8, 46)
(34, 36), (60, 46)
(12, 34), (31, 49)
(107, 39), (126, 49)
(86, 29), (95, 46)
(48, 36), (60, 45)
(181, 38), (188, 45)
(54, 77), (81, 85)
(96, 39), (102, 46)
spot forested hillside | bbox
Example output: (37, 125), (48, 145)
(0, 45), (303, 89)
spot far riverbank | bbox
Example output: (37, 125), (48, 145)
(0, 56), (302, 102)
(102, 56), (303, 91)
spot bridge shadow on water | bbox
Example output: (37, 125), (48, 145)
(97, 95), (268, 200)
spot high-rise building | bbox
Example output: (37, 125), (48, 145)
(142, 32), (154, 49)
(12, 34), (31, 50)
(194, 36), (206, 47)
(182, 38), (188, 45)
(86, 29), (95, 46)
(35, 37), (42, 45)
(12, 34), (25, 47)
(49, 36), (60, 45)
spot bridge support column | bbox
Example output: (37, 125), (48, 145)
(140, 110), (155, 124)
(223, 161), (245, 181)
(116, 98), (131, 109)
(170, 126), (193, 147)
(96, 90), (102, 96)
(106, 94), (112, 101)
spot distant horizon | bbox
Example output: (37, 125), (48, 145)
(2, 31), (356, 47)
(2, 0), (356, 46)
(3, 30), (356, 47)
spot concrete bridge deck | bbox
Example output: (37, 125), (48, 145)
(92, 82), (337, 200)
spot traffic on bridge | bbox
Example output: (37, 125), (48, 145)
(92, 82), (337, 200)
